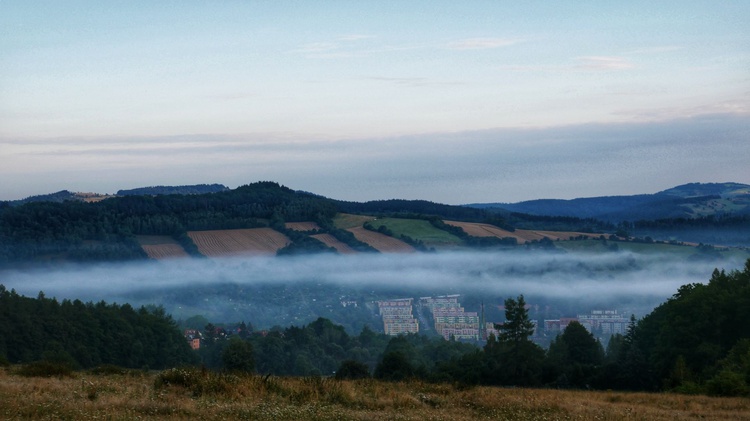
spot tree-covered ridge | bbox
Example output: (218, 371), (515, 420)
(0, 181), (338, 265)
(0, 285), (197, 369)
(116, 184), (229, 196)
(335, 198), (495, 222)
(471, 182), (750, 222)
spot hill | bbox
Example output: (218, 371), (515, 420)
(1, 181), (748, 267)
(468, 182), (750, 222)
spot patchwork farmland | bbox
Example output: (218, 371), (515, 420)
(444, 221), (604, 244)
(187, 228), (291, 257)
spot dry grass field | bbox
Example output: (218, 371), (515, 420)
(310, 233), (358, 254)
(187, 228), (291, 257)
(444, 221), (604, 244)
(2, 368), (749, 420)
(333, 213), (377, 230)
(141, 244), (190, 259)
(136, 235), (189, 259)
(347, 227), (416, 253)
(285, 222), (322, 231)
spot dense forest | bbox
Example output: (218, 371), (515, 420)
(3, 260), (748, 397)
(0, 285), (197, 369)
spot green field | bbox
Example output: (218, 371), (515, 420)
(365, 217), (464, 247)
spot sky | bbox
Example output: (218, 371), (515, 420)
(1, 1), (749, 204)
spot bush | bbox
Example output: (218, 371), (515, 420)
(89, 364), (128, 376)
(706, 370), (749, 397)
(16, 361), (74, 378)
(154, 367), (239, 397)
(335, 360), (370, 380)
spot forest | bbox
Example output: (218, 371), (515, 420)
(2, 259), (748, 397)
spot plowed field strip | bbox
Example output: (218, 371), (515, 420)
(347, 227), (415, 253)
(285, 222), (321, 231)
(187, 228), (291, 256)
(142, 244), (189, 259)
(444, 221), (604, 244)
(310, 234), (357, 254)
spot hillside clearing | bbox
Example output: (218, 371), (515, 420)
(285, 222), (321, 231)
(367, 217), (463, 247)
(347, 227), (415, 253)
(310, 233), (358, 254)
(445, 221), (605, 244)
(136, 235), (189, 259)
(187, 228), (290, 256)
(333, 213), (376, 229)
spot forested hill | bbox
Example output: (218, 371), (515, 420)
(0, 182), (338, 265)
(468, 182), (750, 222)
(2, 181), (748, 266)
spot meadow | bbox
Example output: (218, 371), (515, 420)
(2, 366), (749, 420)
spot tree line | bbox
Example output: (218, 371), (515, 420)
(0, 286), (197, 369)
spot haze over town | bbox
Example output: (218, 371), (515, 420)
(2, 1), (749, 203)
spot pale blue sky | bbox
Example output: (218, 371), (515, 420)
(1, 1), (748, 203)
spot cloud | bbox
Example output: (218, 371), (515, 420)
(446, 37), (521, 50)
(364, 76), (463, 88)
(575, 56), (634, 70)
(292, 42), (339, 54)
(623, 46), (684, 55)
(337, 34), (375, 41)
(2, 251), (746, 324)
(1, 113), (748, 203)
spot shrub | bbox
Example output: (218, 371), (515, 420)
(16, 361), (74, 378)
(335, 360), (370, 380)
(89, 364), (128, 376)
(154, 367), (238, 397)
(706, 369), (749, 397)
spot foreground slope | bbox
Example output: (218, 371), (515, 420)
(1, 371), (748, 420)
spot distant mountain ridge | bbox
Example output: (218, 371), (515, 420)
(467, 182), (750, 222)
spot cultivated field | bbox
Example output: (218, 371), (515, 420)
(333, 213), (376, 229)
(285, 222), (321, 231)
(347, 227), (415, 253)
(2, 368), (749, 420)
(445, 221), (604, 244)
(367, 217), (463, 247)
(136, 235), (189, 259)
(187, 228), (290, 256)
(310, 233), (358, 254)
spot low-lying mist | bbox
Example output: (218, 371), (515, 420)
(2, 250), (745, 330)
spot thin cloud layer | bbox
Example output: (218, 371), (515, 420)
(446, 37), (522, 50)
(576, 56), (634, 70)
(2, 251), (745, 321)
